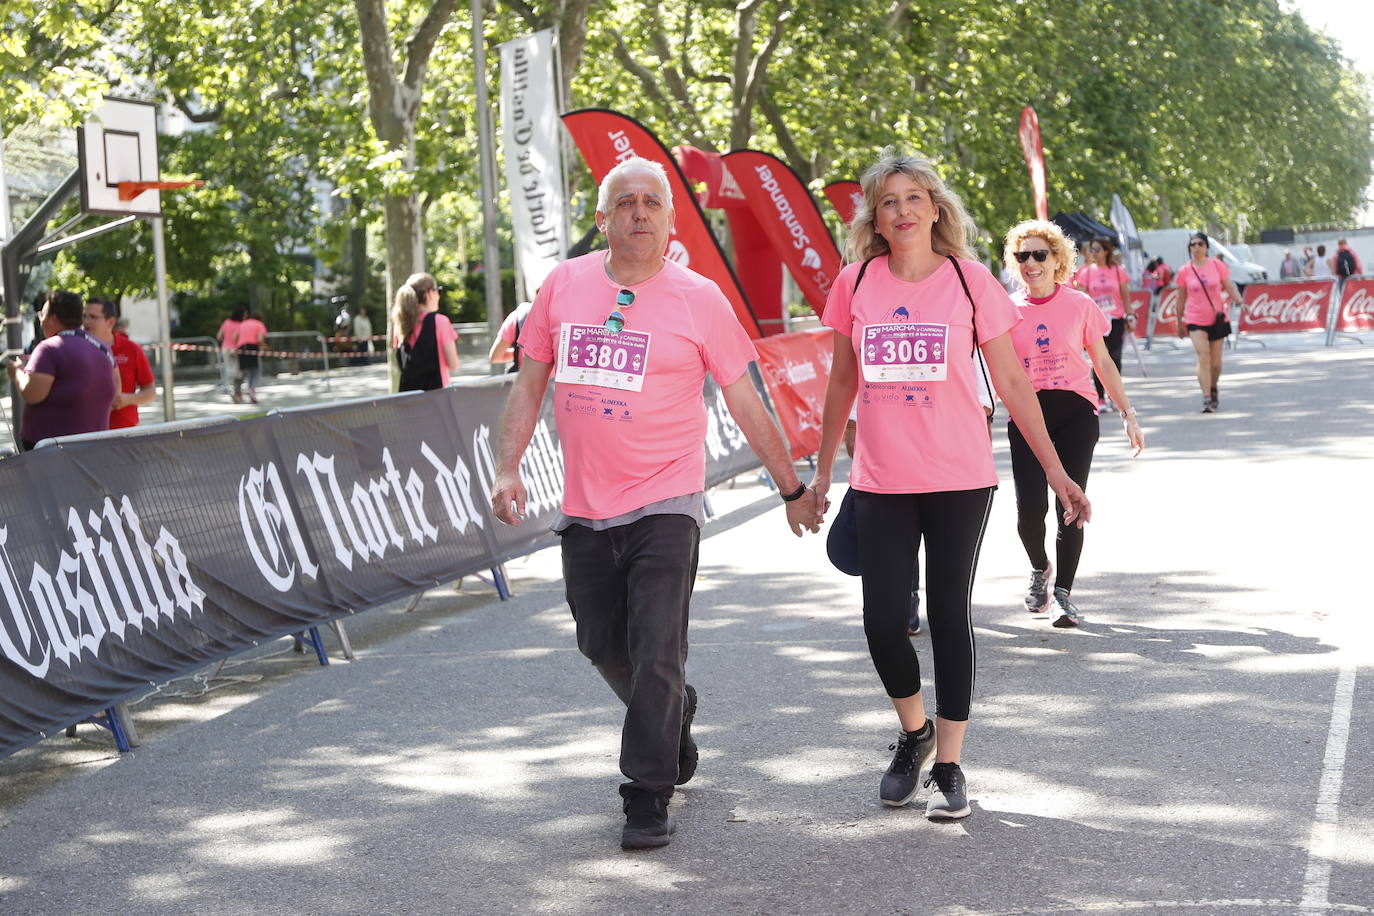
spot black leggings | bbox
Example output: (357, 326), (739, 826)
(1008, 389), (1099, 592)
(854, 487), (995, 722)
(1093, 317), (1125, 399)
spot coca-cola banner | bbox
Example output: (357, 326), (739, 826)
(1130, 290), (1150, 339)
(1335, 278), (1374, 334)
(561, 108), (762, 337)
(0, 376), (769, 758)
(724, 150), (843, 317)
(822, 180), (863, 226)
(1240, 280), (1333, 334)
(754, 329), (833, 459)
(1153, 287), (1183, 338)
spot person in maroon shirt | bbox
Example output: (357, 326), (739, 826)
(6, 290), (118, 450)
(83, 297), (156, 428)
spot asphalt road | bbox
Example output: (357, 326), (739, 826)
(1, 336), (1370, 915)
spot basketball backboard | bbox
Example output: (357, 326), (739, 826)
(77, 97), (161, 217)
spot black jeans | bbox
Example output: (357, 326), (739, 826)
(853, 487), (995, 722)
(559, 513), (699, 800)
(1008, 389), (1099, 592)
(1093, 317), (1125, 399)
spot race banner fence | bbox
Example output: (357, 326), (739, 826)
(753, 329), (832, 459)
(0, 374), (768, 760)
(1332, 276), (1374, 341)
(1239, 280), (1333, 336)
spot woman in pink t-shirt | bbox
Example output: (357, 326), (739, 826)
(812, 154), (1091, 821)
(1174, 232), (1243, 412)
(391, 271), (460, 390)
(1004, 220), (1144, 628)
(1072, 237), (1132, 404)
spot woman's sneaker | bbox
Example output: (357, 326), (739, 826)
(1051, 587), (1081, 628)
(1202, 397), (1215, 414)
(1025, 563), (1053, 615)
(879, 721), (936, 807)
(924, 762), (971, 820)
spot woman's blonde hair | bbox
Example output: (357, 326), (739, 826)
(845, 151), (975, 263)
(391, 271), (438, 342)
(1002, 219), (1078, 288)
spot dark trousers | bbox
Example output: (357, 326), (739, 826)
(559, 513), (699, 800)
(1093, 317), (1126, 398)
(853, 487), (995, 722)
(1008, 389), (1099, 592)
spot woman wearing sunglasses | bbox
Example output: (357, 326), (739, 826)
(810, 153), (1090, 821)
(1174, 232), (1241, 412)
(1004, 220), (1144, 627)
(392, 272), (460, 391)
(1072, 237), (1132, 406)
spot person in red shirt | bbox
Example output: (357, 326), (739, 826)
(234, 311), (268, 404)
(82, 297), (156, 428)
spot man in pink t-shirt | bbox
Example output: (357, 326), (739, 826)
(491, 157), (820, 852)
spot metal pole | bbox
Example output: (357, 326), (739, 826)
(151, 216), (175, 421)
(0, 118), (10, 244)
(473, 0), (504, 345)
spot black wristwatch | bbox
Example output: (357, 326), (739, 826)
(780, 482), (808, 502)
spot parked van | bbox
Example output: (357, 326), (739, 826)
(1137, 229), (1268, 289)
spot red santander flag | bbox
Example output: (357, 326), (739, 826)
(1018, 106), (1048, 221)
(561, 108), (762, 337)
(822, 180), (863, 226)
(724, 150), (843, 317)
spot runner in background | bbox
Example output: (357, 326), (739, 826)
(217, 306), (244, 399)
(392, 273), (460, 391)
(1175, 232), (1243, 413)
(1073, 237), (1132, 406)
(234, 312), (268, 405)
(1003, 219), (1144, 628)
(488, 300), (534, 374)
(83, 297), (155, 428)
(810, 152), (1090, 822)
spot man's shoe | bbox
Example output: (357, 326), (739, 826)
(676, 684), (698, 785)
(1051, 587), (1081, 628)
(1025, 563), (1053, 614)
(621, 795), (675, 850)
(924, 762), (971, 820)
(880, 721), (936, 807)
(907, 591), (922, 636)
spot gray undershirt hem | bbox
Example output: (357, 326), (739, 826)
(551, 491), (707, 533)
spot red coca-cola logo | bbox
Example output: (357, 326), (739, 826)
(1343, 286), (1374, 320)
(1244, 289), (1324, 326)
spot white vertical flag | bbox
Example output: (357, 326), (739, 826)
(498, 29), (567, 303)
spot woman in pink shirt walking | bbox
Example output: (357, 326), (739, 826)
(1175, 232), (1243, 412)
(1072, 237), (1132, 405)
(1004, 220), (1144, 627)
(811, 153), (1090, 821)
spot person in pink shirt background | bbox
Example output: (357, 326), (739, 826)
(1004, 219), (1144, 628)
(1175, 232), (1243, 412)
(217, 306), (244, 398)
(233, 311), (268, 404)
(391, 272), (460, 391)
(490, 157), (819, 852)
(811, 152), (1090, 822)
(1072, 236), (1132, 405)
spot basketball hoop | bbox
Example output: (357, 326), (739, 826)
(117, 180), (205, 201)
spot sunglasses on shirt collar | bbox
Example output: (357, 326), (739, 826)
(1013, 249), (1051, 263)
(604, 288), (635, 333)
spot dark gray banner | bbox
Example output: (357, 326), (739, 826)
(0, 374), (767, 758)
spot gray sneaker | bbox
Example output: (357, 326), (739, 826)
(1051, 587), (1081, 628)
(1025, 563), (1053, 614)
(879, 722), (936, 807)
(924, 762), (971, 820)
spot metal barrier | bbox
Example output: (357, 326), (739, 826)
(261, 331), (331, 391)
(155, 336), (225, 387)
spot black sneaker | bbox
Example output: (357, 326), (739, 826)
(621, 795), (676, 850)
(924, 762), (971, 820)
(880, 721), (936, 807)
(1211, 386), (1219, 410)
(907, 591), (921, 636)
(1051, 587), (1081, 628)
(676, 684), (698, 785)
(1025, 562), (1053, 614)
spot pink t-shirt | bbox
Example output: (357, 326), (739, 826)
(521, 252), (758, 519)
(1177, 258), (1232, 326)
(218, 318), (241, 350)
(1073, 264), (1130, 319)
(1010, 285), (1110, 410)
(396, 312), (458, 387)
(237, 318), (268, 346)
(821, 256), (1018, 494)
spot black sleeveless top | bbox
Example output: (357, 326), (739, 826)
(397, 311), (442, 391)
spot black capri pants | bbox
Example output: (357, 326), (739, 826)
(1007, 389), (1099, 593)
(1093, 317), (1125, 399)
(854, 486), (995, 722)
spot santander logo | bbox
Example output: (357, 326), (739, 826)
(666, 240), (690, 265)
(1244, 289), (1324, 326)
(801, 248), (821, 269)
